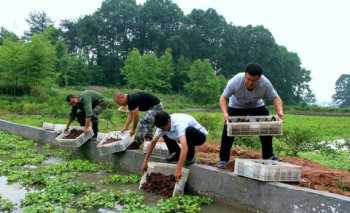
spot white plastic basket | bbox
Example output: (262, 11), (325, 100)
(142, 141), (169, 158)
(234, 159), (301, 182)
(139, 162), (190, 196)
(42, 122), (66, 133)
(54, 127), (93, 148)
(227, 115), (282, 136)
(96, 131), (132, 156)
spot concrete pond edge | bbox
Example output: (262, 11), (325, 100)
(0, 119), (349, 213)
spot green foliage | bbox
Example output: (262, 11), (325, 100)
(0, 31), (56, 96)
(298, 151), (350, 170)
(184, 59), (223, 104)
(0, 196), (15, 213)
(102, 174), (141, 184)
(0, 130), (219, 213)
(156, 195), (213, 213)
(75, 191), (118, 209)
(122, 49), (172, 92)
(60, 0), (313, 104)
(0, 27), (18, 45)
(333, 74), (350, 107)
(278, 127), (319, 156)
(24, 11), (53, 39)
(75, 190), (145, 211)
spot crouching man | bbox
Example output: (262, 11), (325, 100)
(65, 90), (108, 138)
(113, 91), (163, 149)
(141, 112), (207, 181)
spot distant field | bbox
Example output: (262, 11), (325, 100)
(1, 111), (350, 142)
(1, 87), (350, 171)
(0, 87), (350, 142)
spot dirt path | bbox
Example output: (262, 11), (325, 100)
(196, 143), (350, 197)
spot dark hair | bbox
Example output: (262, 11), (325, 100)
(65, 94), (75, 102)
(245, 63), (263, 76)
(154, 111), (170, 127)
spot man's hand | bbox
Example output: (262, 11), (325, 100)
(223, 112), (230, 122)
(129, 129), (136, 136)
(175, 166), (182, 182)
(277, 111), (284, 121)
(121, 127), (129, 133)
(83, 126), (92, 134)
(140, 160), (148, 173)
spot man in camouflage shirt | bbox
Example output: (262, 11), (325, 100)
(65, 90), (109, 138)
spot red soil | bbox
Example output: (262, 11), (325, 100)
(141, 173), (176, 198)
(196, 143), (350, 197)
(103, 138), (121, 145)
(63, 129), (83, 139)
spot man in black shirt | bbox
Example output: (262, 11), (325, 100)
(114, 91), (163, 149)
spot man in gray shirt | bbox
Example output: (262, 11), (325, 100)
(217, 63), (284, 169)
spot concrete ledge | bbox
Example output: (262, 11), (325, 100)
(1, 119), (350, 213)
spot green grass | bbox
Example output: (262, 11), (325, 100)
(1, 86), (350, 172)
(1, 109), (350, 142)
(0, 131), (214, 212)
(298, 151), (350, 170)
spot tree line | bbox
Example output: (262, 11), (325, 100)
(0, 0), (316, 105)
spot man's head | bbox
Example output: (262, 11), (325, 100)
(66, 94), (80, 106)
(154, 111), (171, 131)
(113, 92), (128, 106)
(244, 63), (263, 91)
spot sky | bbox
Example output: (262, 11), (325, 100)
(1, 0), (349, 104)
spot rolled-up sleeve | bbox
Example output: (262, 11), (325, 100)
(155, 128), (163, 138)
(264, 80), (279, 102)
(82, 97), (93, 117)
(222, 78), (236, 98)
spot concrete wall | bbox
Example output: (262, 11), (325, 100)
(1, 119), (350, 213)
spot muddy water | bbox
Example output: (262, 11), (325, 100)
(0, 157), (252, 213)
(0, 176), (27, 213)
(80, 171), (252, 213)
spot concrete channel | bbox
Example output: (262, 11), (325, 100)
(0, 119), (350, 213)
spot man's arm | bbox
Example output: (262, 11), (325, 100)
(130, 110), (139, 135)
(84, 117), (92, 133)
(219, 96), (230, 121)
(65, 119), (73, 132)
(273, 96), (284, 120)
(175, 136), (188, 182)
(122, 111), (133, 131)
(141, 135), (161, 172)
(65, 107), (76, 131)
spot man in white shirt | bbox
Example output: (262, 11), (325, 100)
(141, 112), (208, 181)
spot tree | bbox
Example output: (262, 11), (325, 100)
(59, 0), (313, 104)
(0, 27), (18, 45)
(122, 48), (172, 92)
(171, 55), (190, 93)
(138, 0), (184, 54)
(22, 33), (57, 89)
(333, 74), (350, 107)
(0, 39), (26, 95)
(121, 48), (143, 88)
(159, 48), (174, 92)
(184, 59), (222, 104)
(24, 11), (53, 39)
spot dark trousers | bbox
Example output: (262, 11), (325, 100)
(163, 127), (206, 161)
(76, 110), (99, 137)
(219, 106), (274, 161)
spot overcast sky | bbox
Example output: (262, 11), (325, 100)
(1, 0), (349, 103)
